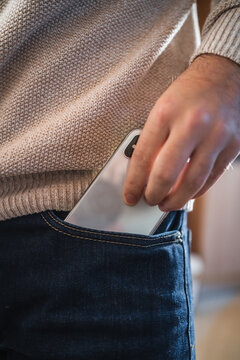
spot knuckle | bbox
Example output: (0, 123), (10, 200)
(188, 176), (204, 191)
(153, 101), (171, 126)
(124, 181), (137, 194)
(214, 122), (230, 143)
(124, 178), (141, 194)
(132, 148), (149, 167)
(186, 107), (212, 131)
(155, 171), (174, 187)
(197, 159), (211, 175)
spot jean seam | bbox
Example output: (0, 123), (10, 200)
(44, 210), (178, 241)
(181, 236), (192, 360)
(40, 213), (181, 248)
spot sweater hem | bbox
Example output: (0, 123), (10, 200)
(0, 170), (100, 221)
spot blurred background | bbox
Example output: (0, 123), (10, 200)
(189, 3), (240, 359)
(189, 156), (240, 359)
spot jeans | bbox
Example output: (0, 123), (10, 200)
(0, 209), (195, 360)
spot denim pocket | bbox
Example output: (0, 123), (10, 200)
(0, 209), (194, 359)
(40, 209), (184, 248)
(36, 209), (195, 359)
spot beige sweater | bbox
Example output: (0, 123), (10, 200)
(0, 0), (239, 221)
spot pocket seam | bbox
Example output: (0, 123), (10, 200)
(181, 228), (193, 359)
(45, 210), (178, 241)
(40, 213), (181, 248)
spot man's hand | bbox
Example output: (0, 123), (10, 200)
(123, 54), (240, 211)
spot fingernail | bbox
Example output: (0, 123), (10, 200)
(124, 193), (137, 205)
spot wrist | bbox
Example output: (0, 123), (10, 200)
(187, 54), (240, 98)
(190, 53), (240, 78)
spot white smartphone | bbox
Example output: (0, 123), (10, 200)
(64, 128), (193, 235)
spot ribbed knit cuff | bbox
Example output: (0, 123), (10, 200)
(0, 169), (100, 221)
(189, 6), (240, 65)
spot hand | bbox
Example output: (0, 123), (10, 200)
(123, 54), (240, 211)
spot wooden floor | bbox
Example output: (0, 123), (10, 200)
(194, 285), (240, 360)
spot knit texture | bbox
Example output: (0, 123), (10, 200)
(190, 0), (240, 64)
(0, 0), (239, 220)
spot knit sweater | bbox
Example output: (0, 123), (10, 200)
(0, 0), (239, 221)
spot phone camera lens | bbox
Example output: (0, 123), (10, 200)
(124, 135), (139, 158)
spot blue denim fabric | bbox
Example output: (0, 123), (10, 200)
(0, 209), (195, 359)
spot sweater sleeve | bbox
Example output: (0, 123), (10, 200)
(189, 0), (240, 65)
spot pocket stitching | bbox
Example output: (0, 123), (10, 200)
(45, 210), (178, 241)
(41, 213), (180, 248)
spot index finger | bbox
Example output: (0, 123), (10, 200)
(123, 104), (170, 205)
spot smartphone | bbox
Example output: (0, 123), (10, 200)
(64, 128), (193, 235)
